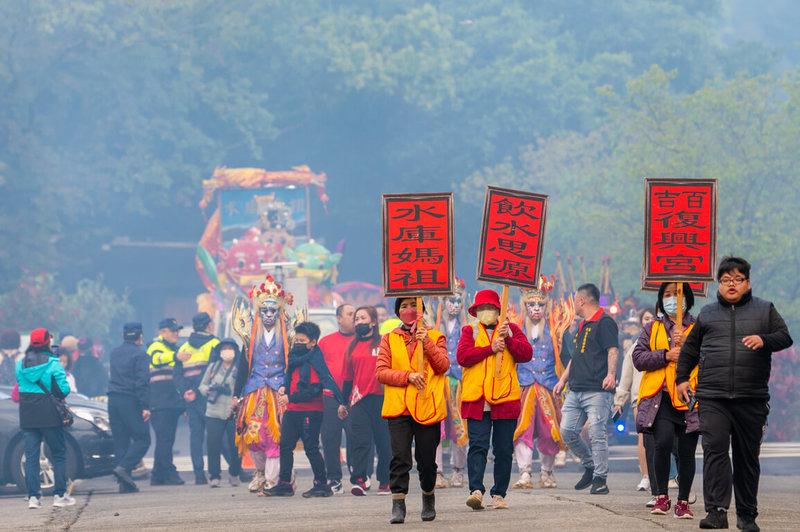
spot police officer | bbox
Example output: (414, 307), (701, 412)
(108, 323), (151, 493)
(147, 318), (185, 485)
(176, 312), (219, 484)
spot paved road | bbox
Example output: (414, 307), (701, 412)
(2, 446), (799, 531)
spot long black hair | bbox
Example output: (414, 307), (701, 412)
(346, 305), (381, 366)
(656, 282), (695, 317)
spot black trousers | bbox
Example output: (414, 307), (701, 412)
(651, 394), (699, 501)
(699, 397), (768, 517)
(643, 432), (680, 496)
(206, 416), (241, 480)
(150, 408), (181, 479)
(108, 394), (151, 472)
(320, 395), (352, 482)
(186, 397), (207, 476)
(349, 394), (391, 485)
(387, 415), (441, 494)
(279, 410), (326, 484)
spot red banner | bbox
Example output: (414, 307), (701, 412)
(476, 186), (548, 289)
(640, 279), (709, 298)
(643, 178), (717, 283)
(382, 193), (454, 297)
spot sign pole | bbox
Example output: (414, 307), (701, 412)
(494, 285), (509, 378)
(416, 296), (426, 396)
(675, 281), (684, 335)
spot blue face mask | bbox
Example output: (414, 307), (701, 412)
(662, 296), (686, 317)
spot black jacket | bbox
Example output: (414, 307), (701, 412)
(677, 290), (793, 400)
(108, 340), (150, 411)
(73, 353), (109, 398)
(282, 345), (346, 406)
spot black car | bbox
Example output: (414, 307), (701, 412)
(0, 385), (115, 492)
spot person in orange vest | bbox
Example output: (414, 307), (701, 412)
(376, 297), (449, 524)
(457, 289), (532, 511)
(632, 281), (699, 519)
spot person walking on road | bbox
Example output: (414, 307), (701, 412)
(554, 283), (619, 495)
(457, 289), (533, 511)
(107, 322), (152, 493)
(677, 257), (793, 532)
(15, 328), (75, 509)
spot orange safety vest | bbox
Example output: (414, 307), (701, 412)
(637, 320), (698, 410)
(381, 329), (447, 425)
(461, 323), (520, 405)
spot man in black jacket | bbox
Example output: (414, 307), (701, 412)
(108, 323), (151, 493)
(677, 257), (793, 532)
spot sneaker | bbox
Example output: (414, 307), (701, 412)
(351, 478), (368, 496)
(491, 494), (508, 509)
(554, 450), (567, 467)
(377, 482), (391, 494)
(228, 474), (240, 487)
(574, 467), (594, 490)
(364, 477), (372, 491)
(53, 494), (76, 507)
(513, 471), (533, 489)
(589, 476), (609, 495)
(636, 475), (650, 491)
(646, 496), (658, 508)
(209, 478), (220, 488)
(248, 470), (266, 492)
(302, 481), (332, 498)
(112, 465), (137, 489)
(540, 471), (557, 489)
(674, 500), (694, 519)
(28, 496), (41, 509)
(699, 509), (728, 529)
(328, 479), (343, 494)
(260, 481), (295, 497)
(466, 490), (484, 510)
(119, 483), (139, 494)
(668, 477), (679, 489)
(449, 470), (464, 488)
(435, 473), (449, 489)
(650, 495), (671, 515)
(195, 473), (208, 485)
(688, 488), (697, 505)
(736, 514), (759, 532)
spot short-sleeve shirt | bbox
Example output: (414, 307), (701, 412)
(568, 309), (619, 392)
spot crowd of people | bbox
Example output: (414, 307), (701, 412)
(4, 256), (792, 531)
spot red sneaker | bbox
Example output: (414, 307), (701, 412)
(351, 478), (368, 496)
(650, 495), (671, 515)
(674, 500), (694, 519)
(377, 483), (391, 494)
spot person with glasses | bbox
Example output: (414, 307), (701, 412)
(677, 257), (793, 532)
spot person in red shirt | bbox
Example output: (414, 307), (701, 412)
(318, 304), (355, 494)
(262, 321), (347, 498)
(344, 306), (392, 496)
(457, 289), (532, 511)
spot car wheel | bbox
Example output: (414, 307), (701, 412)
(11, 438), (79, 494)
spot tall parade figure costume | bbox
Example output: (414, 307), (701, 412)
(512, 275), (570, 489)
(432, 277), (469, 488)
(231, 275), (294, 493)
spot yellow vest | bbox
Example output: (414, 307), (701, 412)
(381, 329), (447, 425)
(148, 338), (177, 383)
(638, 320), (698, 410)
(461, 324), (520, 405)
(178, 337), (220, 378)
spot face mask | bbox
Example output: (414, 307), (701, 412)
(355, 323), (372, 337)
(399, 307), (418, 326)
(476, 308), (499, 326)
(662, 296), (686, 317)
(290, 342), (310, 356)
(220, 349), (235, 363)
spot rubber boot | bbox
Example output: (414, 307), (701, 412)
(421, 490), (436, 522)
(390, 495), (406, 524)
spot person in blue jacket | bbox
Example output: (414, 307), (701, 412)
(15, 328), (75, 509)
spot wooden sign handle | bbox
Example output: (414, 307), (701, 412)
(494, 285), (509, 378)
(675, 282), (684, 345)
(416, 296), (426, 397)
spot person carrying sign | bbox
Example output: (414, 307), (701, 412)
(376, 297), (449, 524)
(457, 289), (532, 511)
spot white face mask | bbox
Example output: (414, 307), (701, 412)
(220, 349), (236, 363)
(662, 296), (686, 318)
(476, 308), (499, 326)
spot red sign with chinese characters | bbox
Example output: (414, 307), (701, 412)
(382, 193), (455, 297)
(643, 178), (717, 283)
(641, 280), (709, 298)
(476, 186), (548, 289)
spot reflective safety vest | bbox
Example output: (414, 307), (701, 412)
(178, 337), (219, 379)
(638, 320), (698, 410)
(461, 324), (520, 405)
(148, 338), (177, 383)
(381, 329), (447, 425)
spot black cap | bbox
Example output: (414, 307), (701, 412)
(157, 318), (183, 332)
(192, 312), (212, 331)
(123, 322), (143, 337)
(218, 337), (239, 350)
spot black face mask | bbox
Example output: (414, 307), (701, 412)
(355, 323), (372, 337)
(289, 342), (310, 356)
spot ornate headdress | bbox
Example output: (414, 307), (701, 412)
(451, 277), (467, 298)
(521, 274), (555, 303)
(249, 275), (294, 310)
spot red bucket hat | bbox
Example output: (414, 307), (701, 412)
(29, 328), (53, 348)
(468, 289), (501, 317)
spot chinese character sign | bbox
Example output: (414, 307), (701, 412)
(477, 186), (549, 289)
(382, 193), (455, 297)
(643, 178), (717, 283)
